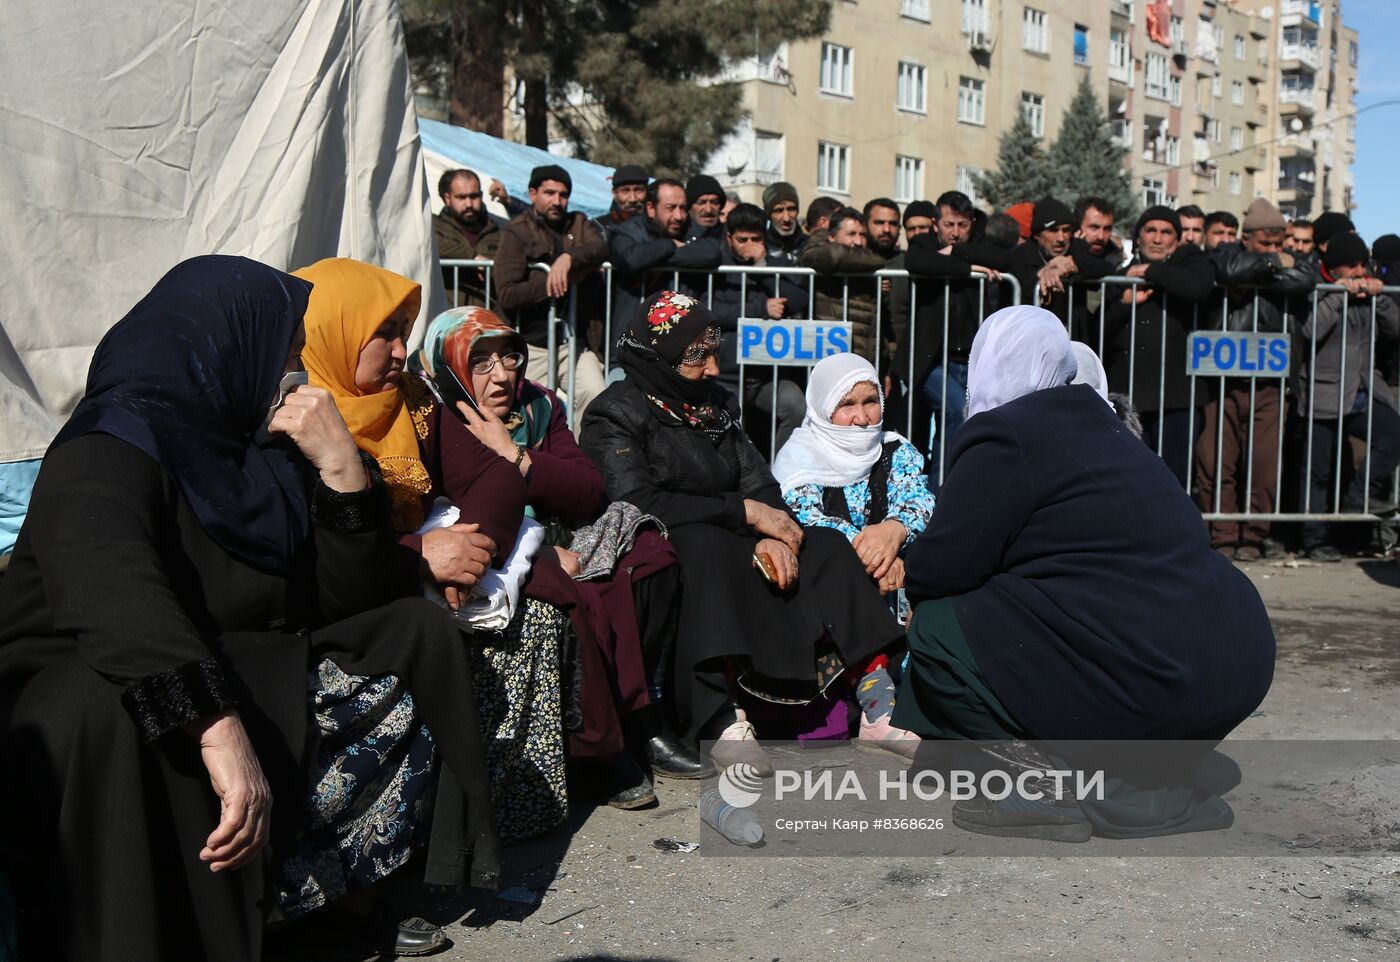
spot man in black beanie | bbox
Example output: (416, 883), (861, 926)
(1008, 197), (1116, 331)
(1102, 204), (1215, 487)
(1311, 211), (1356, 254)
(685, 174), (726, 237)
(1294, 233), (1400, 559)
(902, 200), (936, 241)
(594, 163), (650, 238)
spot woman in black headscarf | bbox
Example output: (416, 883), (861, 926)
(0, 256), (497, 960)
(580, 291), (903, 767)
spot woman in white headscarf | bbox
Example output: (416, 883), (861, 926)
(892, 306), (1275, 843)
(1071, 341), (1143, 439)
(772, 353), (935, 757)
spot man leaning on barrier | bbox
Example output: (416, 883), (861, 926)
(1103, 206), (1217, 487)
(1293, 233), (1400, 561)
(1196, 198), (1316, 562)
(1008, 197), (1116, 337)
(492, 164), (610, 418)
(435, 168), (504, 307)
(799, 206), (889, 366)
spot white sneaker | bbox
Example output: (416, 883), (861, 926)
(710, 715), (773, 776)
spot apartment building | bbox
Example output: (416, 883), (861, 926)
(702, 0), (1356, 221)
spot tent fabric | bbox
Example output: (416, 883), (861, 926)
(420, 119), (615, 220)
(0, 0), (442, 463)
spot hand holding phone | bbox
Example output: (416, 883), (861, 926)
(254, 371), (309, 443)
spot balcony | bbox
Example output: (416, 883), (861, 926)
(899, 0), (931, 22)
(1278, 132), (1316, 156)
(1280, 0), (1321, 27)
(1110, 0), (1132, 21)
(1279, 86), (1316, 115)
(1109, 43), (1133, 84)
(1110, 119), (1133, 151)
(1280, 43), (1321, 71)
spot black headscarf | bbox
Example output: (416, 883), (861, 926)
(53, 255), (315, 574)
(619, 290), (733, 439)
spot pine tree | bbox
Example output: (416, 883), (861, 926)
(1046, 74), (1139, 223)
(972, 110), (1057, 210)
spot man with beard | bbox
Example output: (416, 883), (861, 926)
(493, 164), (609, 416)
(1103, 206), (1216, 486)
(435, 168), (504, 306)
(1075, 196), (1122, 268)
(864, 198), (903, 261)
(1009, 197), (1115, 333)
(763, 181), (806, 265)
(902, 200), (936, 241)
(684, 174), (726, 241)
(1203, 211), (1239, 250)
(594, 164), (649, 239)
(608, 178), (722, 346)
(1286, 218), (1316, 264)
(1177, 205), (1206, 249)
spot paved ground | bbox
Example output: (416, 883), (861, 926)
(270, 556), (1400, 962)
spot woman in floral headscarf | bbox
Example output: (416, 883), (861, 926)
(411, 306), (714, 798)
(581, 291), (904, 772)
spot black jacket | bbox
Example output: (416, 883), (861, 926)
(1103, 243), (1216, 412)
(903, 383), (1274, 740)
(607, 214), (723, 336)
(895, 234), (1003, 382)
(579, 379), (788, 531)
(1208, 243), (1316, 333)
(1008, 238), (1117, 329)
(766, 225), (807, 266)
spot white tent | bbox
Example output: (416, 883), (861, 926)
(0, 0), (441, 467)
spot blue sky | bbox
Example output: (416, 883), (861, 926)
(1346, 0), (1400, 240)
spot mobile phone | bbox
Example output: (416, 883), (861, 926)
(753, 551), (778, 584)
(439, 362), (485, 419)
(254, 370), (309, 443)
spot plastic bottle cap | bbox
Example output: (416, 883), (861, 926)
(739, 821), (763, 844)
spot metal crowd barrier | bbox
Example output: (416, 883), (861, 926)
(1033, 276), (1400, 523)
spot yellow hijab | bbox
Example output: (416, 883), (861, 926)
(295, 257), (430, 533)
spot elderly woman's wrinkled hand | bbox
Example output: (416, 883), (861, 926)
(421, 523), (496, 608)
(852, 519), (905, 579)
(744, 499), (804, 555)
(267, 384), (367, 492)
(455, 400), (523, 464)
(878, 558), (905, 595)
(755, 538), (799, 590)
(187, 711), (272, 873)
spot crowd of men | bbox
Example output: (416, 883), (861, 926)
(431, 162), (1400, 563)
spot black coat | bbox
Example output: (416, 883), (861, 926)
(1103, 244), (1217, 412)
(1008, 237), (1117, 328)
(579, 379), (900, 737)
(0, 435), (497, 960)
(897, 234), (1002, 380)
(904, 383), (1275, 740)
(607, 214), (723, 336)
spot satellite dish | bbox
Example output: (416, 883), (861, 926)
(1289, 117), (1304, 132)
(726, 149), (748, 177)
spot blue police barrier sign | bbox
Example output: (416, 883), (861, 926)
(1186, 331), (1290, 377)
(738, 319), (853, 366)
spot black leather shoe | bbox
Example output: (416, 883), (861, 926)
(575, 752), (658, 809)
(951, 795), (1092, 842)
(645, 731), (717, 779)
(392, 917), (450, 957)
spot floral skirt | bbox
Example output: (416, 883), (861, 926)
(274, 661), (437, 919)
(470, 597), (569, 844)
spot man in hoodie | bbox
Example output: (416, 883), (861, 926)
(1103, 206), (1217, 486)
(1195, 198), (1315, 561)
(762, 182), (805, 266)
(1293, 233), (1400, 560)
(435, 168), (505, 306)
(593, 164), (649, 240)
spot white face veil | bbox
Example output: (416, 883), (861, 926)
(964, 306), (1079, 419)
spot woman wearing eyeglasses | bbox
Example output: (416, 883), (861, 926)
(581, 291), (903, 771)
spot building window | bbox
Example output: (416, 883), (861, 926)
(1210, 167), (1220, 190)
(1143, 177), (1167, 207)
(1074, 24), (1089, 65)
(755, 131), (784, 180)
(1023, 8), (1049, 54)
(1209, 118), (1222, 144)
(1230, 126), (1243, 151)
(900, 0), (931, 21)
(1165, 134), (1180, 166)
(1020, 91), (1046, 138)
(895, 155), (925, 203)
(1145, 53), (1169, 100)
(956, 165), (985, 207)
(961, 0), (988, 36)
(1169, 73), (1182, 106)
(1234, 35), (1246, 60)
(1212, 74), (1222, 98)
(1350, 41), (1359, 67)
(819, 42), (854, 97)
(1110, 30), (1131, 82)
(1229, 171), (1242, 195)
(958, 76), (986, 125)
(817, 141), (849, 193)
(1213, 24), (1224, 49)
(1170, 16), (1184, 46)
(897, 61), (927, 113)
(1231, 80), (1244, 105)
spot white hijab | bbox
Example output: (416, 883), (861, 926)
(965, 306), (1079, 418)
(1070, 341), (1115, 409)
(771, 353), (905, 494)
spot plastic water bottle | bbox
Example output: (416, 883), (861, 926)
(697, 789), (764, 845)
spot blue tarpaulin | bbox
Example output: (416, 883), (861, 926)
(419, 120), (615, 219)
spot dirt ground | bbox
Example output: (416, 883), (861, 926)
(270, 556), (1400, 962)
